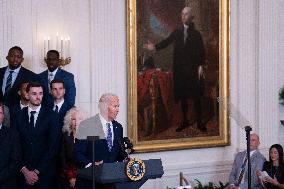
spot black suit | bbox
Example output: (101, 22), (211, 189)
(14, 106), (61, 189)
(0, 126), (21, 189)
(0, 66), (38, 108)
(9, 103), (23, 128)
(155, 22), (205, 128)
(50, 101), (73, 128)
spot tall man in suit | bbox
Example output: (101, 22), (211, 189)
(229, 133), (266, 189)
(0, 46), (38, 107)
(0, 103), (21, 189)
(14, 82), (61, 189)
(144, 7), (206, 132)
(50, 79), (73, 128)
(38, 50), (76, 106)
(9, 81), (29, 124)
(75, 93), (125, 189)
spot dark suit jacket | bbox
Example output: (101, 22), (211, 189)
(14, 106), (61, 189)
(47, 100), (73, 128)
(38, 68), (76, 106)
(155, 22), (205, 99)
(0, 126), (21, 189)
(9, 103), (22, 128)
(0, 66), (38, 108)
(75, 114), (124, 167)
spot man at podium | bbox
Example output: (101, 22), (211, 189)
(75, 93), (126, 189)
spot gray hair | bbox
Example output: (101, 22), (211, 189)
(183, 6), (194, 17)
(62, 107), (85, 135)
(98, 93), (118, 110)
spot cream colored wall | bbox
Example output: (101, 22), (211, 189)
(0, 0), (283, 188)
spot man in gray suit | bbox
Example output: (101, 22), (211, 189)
(75, 93), (125, 189)
(229, 133), (266, 189)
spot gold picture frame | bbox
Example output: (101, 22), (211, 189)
(127, 0), (230, 152)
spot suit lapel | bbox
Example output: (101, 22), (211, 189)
(13, 67), (24, 88)
(35, 107), (44, 128)
(43, 70), (49, 89)
(0, 67), (6, 92)
(54, 68), (62, 79)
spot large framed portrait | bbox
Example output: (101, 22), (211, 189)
(127, 0), (230, 152)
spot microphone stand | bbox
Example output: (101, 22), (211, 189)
(87, 136), (99, 189)
(245, 126), (252, 189)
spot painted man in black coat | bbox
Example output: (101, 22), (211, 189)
(0, 103), (21, 189)
(144, 7), (206, 132)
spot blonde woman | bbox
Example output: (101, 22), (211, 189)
(60, 107), (84, 189)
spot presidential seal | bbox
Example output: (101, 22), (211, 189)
(125, 158), (146, 181)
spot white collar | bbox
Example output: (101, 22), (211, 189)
(183, 24), (189, 29)
(99, 113), (112, 127)
(20, 101), (28, 109)
(0, 124), (2, 130)
(28, 105), (41, 114)
(7, 65), (21, 74)
(48, 68), (58, 76)
(54, 99), (64, 110)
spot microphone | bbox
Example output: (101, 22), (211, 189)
(117, 137), (135, 160)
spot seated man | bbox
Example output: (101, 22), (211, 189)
(75, 93), (125, 189)
(229, 133), (266, 189)
(0, 103), (21, 189)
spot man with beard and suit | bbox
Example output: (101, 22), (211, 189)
(0, 46), (38, 108)
(0, 103), (21, 189)
(38, 50), (76, 106)
(144, 7), (206, 132)
(14, 82), (61, 189)
(50, 79), (73, 128)
(75, 93), (125, 189)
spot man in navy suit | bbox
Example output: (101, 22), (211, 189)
(0, 103), (21, 189)
(38, 50), (76, 106)
(0, 46), (38, 107)
(75, 93), (125, 189)
(50, 79), (73, 128)
(14, 82), (61, 189)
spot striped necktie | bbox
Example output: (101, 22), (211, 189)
(236, 156), (248, 186)
(5, 71), (13, 94)
(106, 123), (112, 151)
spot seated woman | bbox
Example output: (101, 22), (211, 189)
(258, 144), (284, 189)
(60, 107), (84, 189)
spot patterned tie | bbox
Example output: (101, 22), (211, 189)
(29, 111), (36, 127)
(236, 156), (248, 186)
(48, 73), (54, 92)
(5, 71), (13, 94)
(54, 105), (59, 113)
(106, 123), (112, 151)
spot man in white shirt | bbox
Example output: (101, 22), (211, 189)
(14, 82), (61, 189)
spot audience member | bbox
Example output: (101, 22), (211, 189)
(0, 46), (38, 107)
(38, 50), (76, 106)
(60, 107), (84, 189)
(9, 81), (29, 125)
(50, 79), (73, 128)
(0, 103), (21, 189)
(229, 133), (266, 189)
(75, 93), (125, 189)
(14, 82), (61, 189)
(257, 144), (284, 189)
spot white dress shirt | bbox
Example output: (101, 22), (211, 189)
(54, 99), (64, 112)
(28, 105), (41, 127)
(99, 114), (114, 142)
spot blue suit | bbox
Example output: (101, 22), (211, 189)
(0, 126), (21, 189)
(75, 114), (124, 189)
(38, 68), (76, 106)
(14, 106), (61, 189)
(0, 66), (38, 108)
